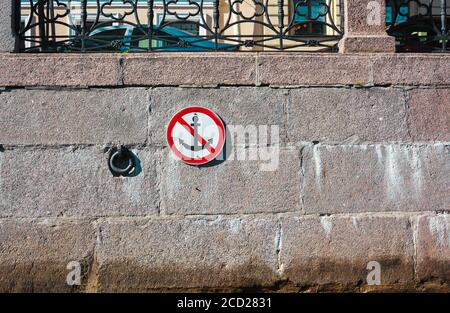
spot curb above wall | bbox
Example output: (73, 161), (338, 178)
(1, 53), (449, 88)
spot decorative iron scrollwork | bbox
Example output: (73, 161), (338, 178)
(231, 0), (265, 20)
(100, 0), (138, 20)
(15, 0), (344, 52)
(387, 0), (449, 52)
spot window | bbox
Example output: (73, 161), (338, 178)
(168, 22), (200, 36)
(386, 4), (409, 25)
(293, 0), (326, 35)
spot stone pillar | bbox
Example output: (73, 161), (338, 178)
(339, 0), (396, 53)
(0, 0), (16, 52)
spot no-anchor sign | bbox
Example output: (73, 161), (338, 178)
(166, 106), (225, 165)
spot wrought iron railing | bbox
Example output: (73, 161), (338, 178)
(387, 0), (449, 52)
(14, 0), (344, 52)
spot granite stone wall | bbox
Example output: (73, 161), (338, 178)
(0, 52), (449, 292)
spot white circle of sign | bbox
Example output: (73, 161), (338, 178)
(166, 107), (225, 165)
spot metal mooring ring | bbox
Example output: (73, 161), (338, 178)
(109, 145), (134, 176)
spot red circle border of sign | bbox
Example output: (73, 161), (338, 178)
(166, 106), (226, 165)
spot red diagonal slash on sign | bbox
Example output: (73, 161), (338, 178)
(175, 116), (216, 154)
